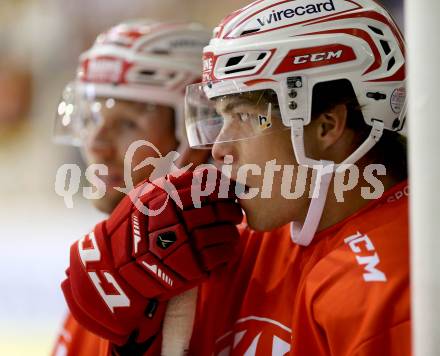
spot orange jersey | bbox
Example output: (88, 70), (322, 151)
(53, 181), (410, 355)
(52, 312), (162, 356)
(52, 312), (110, 356)
(189, 180), (410, 355)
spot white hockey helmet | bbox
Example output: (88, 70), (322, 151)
(185, 0), (406, 245)
(55, 20), (210, 146)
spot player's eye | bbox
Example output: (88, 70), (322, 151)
(118, 118), (138, 130)
(237, 112), (250, 122)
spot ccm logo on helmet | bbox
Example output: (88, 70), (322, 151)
(274, 44), (356, 74)
(256, 0), (336, 27)
(294, 50), (342, 64)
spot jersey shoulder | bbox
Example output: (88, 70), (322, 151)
(302, 193), (410, 343)
(311, 186), (409, 286)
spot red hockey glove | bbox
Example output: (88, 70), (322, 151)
(61, 167), (242, 346)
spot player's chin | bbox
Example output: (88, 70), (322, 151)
(239, 198), (279, 232)
(92, 190), (125, 214)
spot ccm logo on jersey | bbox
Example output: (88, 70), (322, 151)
(78, 232), (131, 313)
(344, 232), (387, 282)
(274, 44), (356, 73)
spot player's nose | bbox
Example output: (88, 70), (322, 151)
(85, 122), (114, 158)
(212, 140), (235, 165)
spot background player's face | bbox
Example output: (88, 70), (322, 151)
(83, 99), (178, 213)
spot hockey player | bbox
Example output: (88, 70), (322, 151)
(52, 20), (211, 355)
(61, 0), (410, 355)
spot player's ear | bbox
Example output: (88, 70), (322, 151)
(312, 103), (348, 152)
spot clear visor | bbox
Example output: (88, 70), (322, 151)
(185, 81), (289, 149)
(54, 82), (167, 146)
(54, 82), (84, 146)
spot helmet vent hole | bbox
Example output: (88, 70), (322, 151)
(380, 40), (391, 55)
(240, 28), (260, 36)
(368, 26), (384, 36)
(224, 66), (256, 75)
(112, 41), (128, 47)
(387, 57), (396, 71)
(139, 70), (157, 76)
(226, 56), (244, 67)
(257, 53), (267, 61)
(152, 49), (171, 55)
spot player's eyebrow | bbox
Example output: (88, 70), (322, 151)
(215, 97), (254, 115)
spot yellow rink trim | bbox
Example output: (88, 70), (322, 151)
(0, 329), (55, 356)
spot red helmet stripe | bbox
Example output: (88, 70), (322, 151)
(274, 44), (357, 74)
(301, 28), (382, 74)
(306, 10), (405, 53)
(217, 1), (267, 39)
(244, 78), (277, 86)
(367, 64), (405, 82)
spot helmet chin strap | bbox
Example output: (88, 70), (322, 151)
(290, 161), (334, 246)
(289, 118), (384, 246)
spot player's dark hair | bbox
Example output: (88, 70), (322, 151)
(311, 79), (408, 181)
